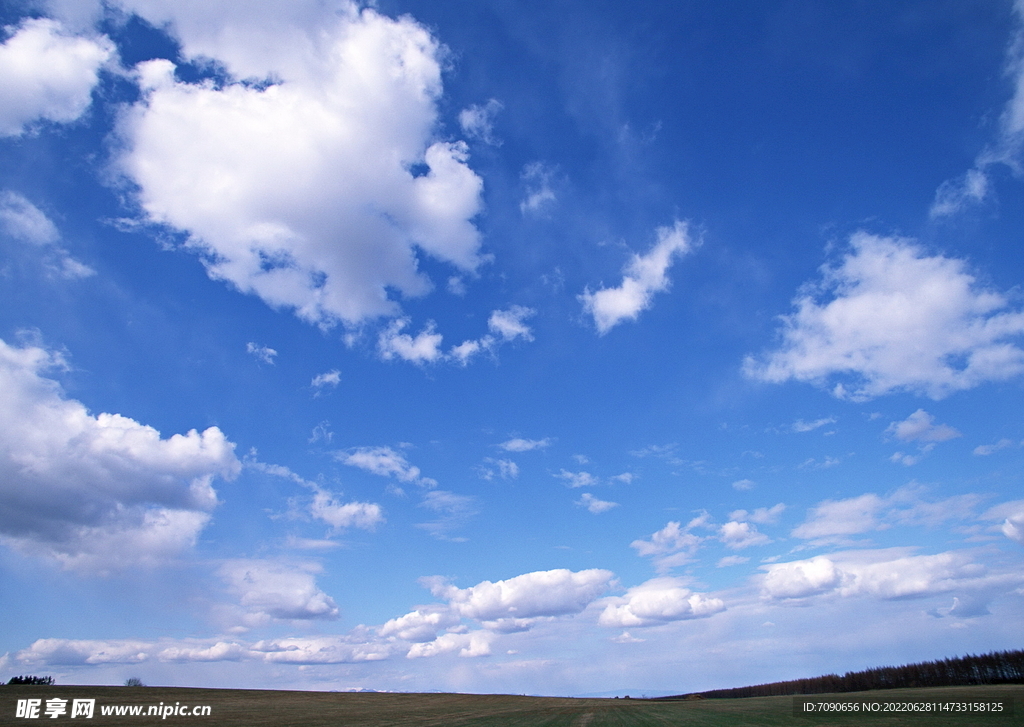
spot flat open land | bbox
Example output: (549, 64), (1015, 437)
(2, 684), (1020, 726)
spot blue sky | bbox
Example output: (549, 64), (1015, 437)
(1, 0), (1023, 697)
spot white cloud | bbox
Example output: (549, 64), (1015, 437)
(761, 556), (842, 599)
(580, 220), (695, 334)
(458, 98), (503, 145)
(610, 472), (634, 484)
(717, 555), (750, 568)
(792, 487), (982, 543)
(930, 169), (989, 217)
(886, 409), (961, 443)
(0, 190), (59, 244)
(0, 337), (240, 572)
(12, 634), (391, 667)
(112, 4), (484, 329)
(520, 161), (557, 216)
(744, 233), (1024, 400)
(310, 369), (340, 393)
(576, 493), (619, 514)
(555, 469), (599, 488)
(791, 494), (885, 541)
(0, 17), (113, 136)
(598, 577), (724, 627)
(930, 4), (1024, 216)
(425, 568), (614, 632)
(448, 306), (537, 365)
(381, 306), (536, 366)
(218, 559), (339, 623)
(973, 438), (1016, 456)
(488, 305), (535, 342)
(405, 631), (494, 659)
(498, 437), (551, 452)
(762, 549), (990, 601)
(378, 319), (444, 364)
(718, 521), (771, 550)
(0, 190), (94, 278)
(729, 503), (785, 525)
(338, 446), (436, 487)
(246, 342), (277, 364)
(731, 478), (755, 491)
(792, 417), (836, 433)
(477, 457), (520, 481)
(379, 607), (459, 643)
(309, 487), (383, 531)
(630, 515), (709, 572)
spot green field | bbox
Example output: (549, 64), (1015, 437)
(2, 684), (1020, 726)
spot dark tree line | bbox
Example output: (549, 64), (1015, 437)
(657, 649), (1024, 700)
(6, 676), (54, 685)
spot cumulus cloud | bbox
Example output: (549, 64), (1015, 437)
(337, 446), (436, 487)
(379, 607), (460, 643)
(598, 577), (724, 627)
(744, 233), (1024, 400)
(576, 493), (619, 514)
(424, 568), (614, 633)
(406, 631), (494, 659)
(719, 521), (771, 550)
(112, 4), (484, 329)
(886, 410), (961, 443)
(762, 549), (990, 601)
(630, 515), (709, 572)
(309, 487), (382, 531)
(458, 98), (503, 145)
(0, 337), (240, 572)
(580, 220), (695, 334)
(0, 190), (94, 278)
(0, 17), (113, 136)
(378, 319), (444, 364)
(498, 437), (551, 452)
(218, 559), (339, 624)
(731, 478), (755, 491)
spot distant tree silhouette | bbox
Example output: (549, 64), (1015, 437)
(656, 649), (1024, 700)
(124, 677), (145, 687)
(6, 676), (54, 685)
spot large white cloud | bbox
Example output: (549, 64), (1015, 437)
(745, 233), (1024, 400)
(580, 220), (695, 334)
(762, 549), (991, 601)
(218, 559), (339, 624)
(112, 3), (484, 328)
(0, 17), (112, 136)
(0, 338), (240, 572)
(598, 577), (724, 627)
(424, 568), (614, 632)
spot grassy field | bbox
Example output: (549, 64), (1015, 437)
(1, 683), (1020, 726)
